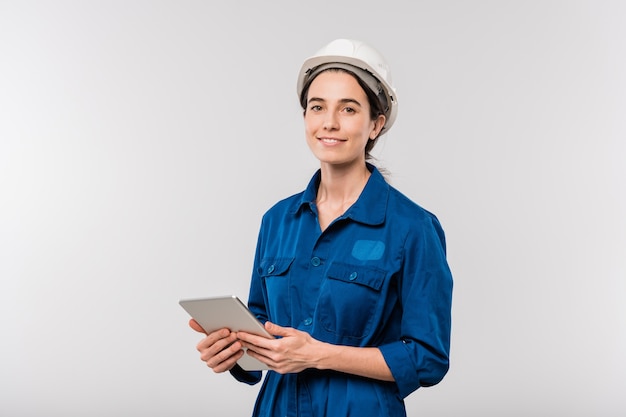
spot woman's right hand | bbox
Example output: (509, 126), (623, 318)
(189, 319), (244, 373)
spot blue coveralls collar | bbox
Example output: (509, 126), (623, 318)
(290, 163), (389, 226)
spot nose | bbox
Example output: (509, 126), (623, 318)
(323, 111), (339, 130)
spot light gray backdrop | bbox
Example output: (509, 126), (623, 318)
(1, 1), (624, 416)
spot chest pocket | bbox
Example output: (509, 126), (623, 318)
(259, 257), (294, 321)
(317, 262), (387, 340)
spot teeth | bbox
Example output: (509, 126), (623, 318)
(321, 138), (340, 143)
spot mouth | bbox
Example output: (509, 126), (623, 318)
(318, 137), (346, 144)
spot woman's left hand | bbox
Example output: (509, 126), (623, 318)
(237, 322), (322, 374)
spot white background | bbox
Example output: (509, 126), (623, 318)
(1, 1), (625, 416)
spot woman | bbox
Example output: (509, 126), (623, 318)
(190, 38), (453, 416)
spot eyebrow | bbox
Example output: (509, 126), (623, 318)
(307, 97), (363, 107)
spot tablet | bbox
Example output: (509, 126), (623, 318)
(179, 295), (273, 371)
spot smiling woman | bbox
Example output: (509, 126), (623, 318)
(303, 70), (385, 173)
(188, 38), (454, 417)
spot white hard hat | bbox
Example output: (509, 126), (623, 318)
(297, 38), (398, 134)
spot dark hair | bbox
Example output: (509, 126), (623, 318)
(299, 68), (386, 162)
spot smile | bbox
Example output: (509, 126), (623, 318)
(319, 137), (345, 144)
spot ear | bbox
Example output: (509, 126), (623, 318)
(370, 114), (386, 140)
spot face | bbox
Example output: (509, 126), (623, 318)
(303, 70), (385, 169)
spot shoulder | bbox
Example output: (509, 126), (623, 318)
(386, 185), (447, 246)
(261, 169), (320, 223)
(387, 185), (439, 224)
(261, 191), (305, 222)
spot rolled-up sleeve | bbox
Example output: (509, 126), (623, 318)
(229, 220), (267, 387)
(379, 215), (453, 398)
(230, 365), (262, 385)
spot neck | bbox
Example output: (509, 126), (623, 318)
(316, 162), (371, 208)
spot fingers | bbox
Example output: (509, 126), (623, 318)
(244, 346), (275, 368)
(237, 322), (293, 350)
(196, 328), (234, 354)
(187, 318), (247, 373)
(205, 341), (245, 373)
(195, 328), (244, 373)
(239, 324), (316, 374)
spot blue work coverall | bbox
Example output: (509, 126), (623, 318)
(231, 165), (453, 417)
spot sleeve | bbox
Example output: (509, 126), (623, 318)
(378, 215), (453, 398)
(229, 217), (268, 386)
(247, 215), (270, 324)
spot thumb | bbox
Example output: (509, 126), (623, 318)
(189, 318), (207, 334)
(265, 321), (291, 337)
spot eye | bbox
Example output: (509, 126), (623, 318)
(343, 106), (356, 113)
(309, 105), (323, 112)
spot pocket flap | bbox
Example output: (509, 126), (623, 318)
(326, 262), (386, 290)
(258, 257), (294, 277)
